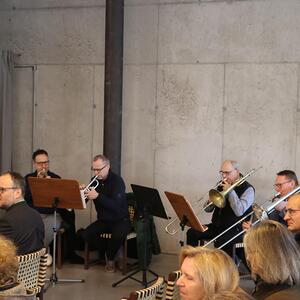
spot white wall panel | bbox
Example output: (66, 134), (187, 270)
(124, 5), (158, 64)
(224, 63), (298, 203)
(122, 65), (157, 190)
(12, 67), (34, 175)
(155, 64), (224, 252)
(158, 0), (300, 64)
(6, 7), (105, 65)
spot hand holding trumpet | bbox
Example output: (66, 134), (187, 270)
(37, 169), (49, 178)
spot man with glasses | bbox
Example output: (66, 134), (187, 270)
(24, 149), (83, 264)
(186, 160), (255, 257)
(283, 194), (300, 238)
(243, 170), (298, 230)
(0, 171), (44, 254)
(79, 154), (130, 272)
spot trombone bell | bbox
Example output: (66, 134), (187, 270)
(208, 189), (226, 208)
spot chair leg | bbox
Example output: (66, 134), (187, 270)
(84, 241), (89, 270)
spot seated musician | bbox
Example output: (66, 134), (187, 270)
(243, 170), (298, 230)
(79, 154), (130, 272)
(24, 149), (83, 264)
(186, 160), (255, 257)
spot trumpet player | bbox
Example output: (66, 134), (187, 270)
(187, 160), (255, 257)
(24, 149), (83, 264)
(78, 154), (130, 272)
(243, 170), (298, 230)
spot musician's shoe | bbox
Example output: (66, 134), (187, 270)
(105, 260), (115, 273)
(69, 253), (84, 264)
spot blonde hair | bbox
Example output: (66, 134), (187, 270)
(0, 235), (19, 285)
(244, 220), (300, 285)
(207, 290), (255, 300)
(179, 246), (240, 298)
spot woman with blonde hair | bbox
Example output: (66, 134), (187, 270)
(176, 246), (253, 300)
(244, 220), (300, 299)
(0, 235), (27, 296)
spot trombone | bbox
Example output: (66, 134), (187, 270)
(165, 167), (261, 235)
(205, 185), (300, 249)
(165, 180), (222, 235)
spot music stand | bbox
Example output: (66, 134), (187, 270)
(165, 191), (206, 246)
(112, 184), (168, 288)
(28, 177), (85, 288)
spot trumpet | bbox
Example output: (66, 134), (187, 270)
(37, 169), (48, 178)
(205, 185), (300, 249)
(80, 175), (99, 200)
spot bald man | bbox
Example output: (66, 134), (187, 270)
(187, 160), (255, 257)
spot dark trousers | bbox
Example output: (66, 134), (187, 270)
(81, 218), (130, 260)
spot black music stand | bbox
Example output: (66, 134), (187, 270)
(112, 184), (168, 288)
(165, 191), (207, 246)
(28, 177), (86, 289)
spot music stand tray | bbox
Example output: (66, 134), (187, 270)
(112, 184), (168, 288)
(28, 177), (85, 288)
(165, 191), (206, 233)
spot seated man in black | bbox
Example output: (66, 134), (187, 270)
(187, 160), (255, 258)
(24, 149), (83, 264)
(79, 154), (130, 272)
(0, 171), (44, 255)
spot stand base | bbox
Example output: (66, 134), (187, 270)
(112, 267), (158, 288)
(45, 273), (84, 291)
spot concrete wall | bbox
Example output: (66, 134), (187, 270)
(1, 0), (300, 253)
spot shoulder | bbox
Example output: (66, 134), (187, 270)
(48, 171), (61, 179)
(264, 285), (300, 300)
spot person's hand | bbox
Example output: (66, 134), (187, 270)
(79, 183), (86, 190)
(86, 189), (99, 200)
(242, 221), (252, 231)
(220, 178), (230, 191)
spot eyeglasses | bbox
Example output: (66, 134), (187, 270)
(91, 165), (107, 172)
(273, 180), (291, 188)
(35, 160), (49, 165)
(0, 187), (18, 193)
(283, 208), (300, 216)
(219, 169), (235, 176)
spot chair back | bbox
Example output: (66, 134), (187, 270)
(166, 271), (181, 300)
(121, 276), (165, 300)
(17, 248), (47, 295)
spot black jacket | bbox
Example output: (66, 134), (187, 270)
(0, 201), (44, 254)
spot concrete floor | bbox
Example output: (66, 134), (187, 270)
(44, 253), (255, 300)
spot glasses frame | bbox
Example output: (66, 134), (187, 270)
(283, 208), (300, 216)
(91, 164), (108, 173)
(273, 180), (291, 188)
(219, 169), (236, 176)
(0, 187), (18, 193)
(34, 160), (50, 165)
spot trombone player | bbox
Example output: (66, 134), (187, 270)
(187, 160), (255, 257)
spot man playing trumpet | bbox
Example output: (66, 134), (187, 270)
(79, 154), (130, 272)
(187, 160), (255, 257)
(25, 149), (83, 264)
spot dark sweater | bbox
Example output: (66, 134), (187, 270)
(92, 170), (128, 222)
